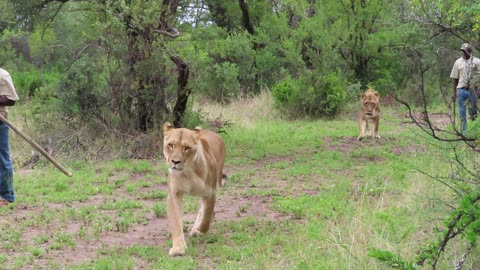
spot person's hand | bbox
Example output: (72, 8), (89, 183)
(0, 96), (8, 104)
(452, 94), (457, 102)
(0, 96), (15, 106)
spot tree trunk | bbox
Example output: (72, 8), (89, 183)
(238, 0), (261, 93)
(171, 55), (190, 128)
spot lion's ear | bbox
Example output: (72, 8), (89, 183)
(193, 127), (202, 141)
(163, 122), (173, 132)
(191, 127), (202, 142)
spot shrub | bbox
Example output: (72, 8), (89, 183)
(197, 61), (240, 103)
(13, 70), (59, 98)
(272, 71), (347, 118)
(57, 58), (106, 121)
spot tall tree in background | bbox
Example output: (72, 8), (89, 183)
(7, 0), (191, 131)
(201, 0), (271, 93)
(320, 0), (402, 85)
(104, 0), (182, 131)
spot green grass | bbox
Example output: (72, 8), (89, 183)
(1, 105), (480, 269)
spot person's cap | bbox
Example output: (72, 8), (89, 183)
(460, 43), (473, 53)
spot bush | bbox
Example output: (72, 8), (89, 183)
(272, 71), (347, 118)
(57, 58), (107, 121)
(196, 61), (240, 103)
(14, 70), (60, 98)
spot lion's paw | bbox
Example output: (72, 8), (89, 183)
(169, 246), (186, 257)
(189, 228), (204, 237)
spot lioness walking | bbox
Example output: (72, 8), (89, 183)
(163, 122), (226, 256)
(358, 89), (381, 141)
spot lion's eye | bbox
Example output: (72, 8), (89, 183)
(184, 146), (191, 152)
(167, 143), (173, 149)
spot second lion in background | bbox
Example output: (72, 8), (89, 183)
(358, 88), (381, 141)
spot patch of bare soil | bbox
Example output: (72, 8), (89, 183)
(323, 136), (382, 153)
(402, 111), (453, 129)
(323, 121), (436, 157)
(323, 136), (418, 158)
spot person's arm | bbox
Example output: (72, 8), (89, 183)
(0, 96), (15, 106)
(453, 78), (459, 101)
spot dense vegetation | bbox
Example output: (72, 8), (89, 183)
(2, 0), (478, 131)
(1, 0), (480, 269)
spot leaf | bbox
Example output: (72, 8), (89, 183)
(368, 249), (417, 270)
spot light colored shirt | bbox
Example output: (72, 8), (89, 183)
(450, 56), (480, 89)
(0, 68), (20, 117)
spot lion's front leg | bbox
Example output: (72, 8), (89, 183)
(366, 119), (374, 137)
(167, 193), (187, 257)
(373, 117), (381, 139)
(190, 194), (216, 237)
(358, 119), (367, 141)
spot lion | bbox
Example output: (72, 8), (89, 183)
(163, 122), (226, 257)
(358, 89), (381, 141)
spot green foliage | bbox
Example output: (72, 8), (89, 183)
(272, 71), (347, 118)
(368, 249), (416, 270)
(0, 29), (32, 71)
(208, 61), (241, 102)
(189, 28), (253, 99)
(28, 26), (57, 67)
(57, 58), (107, 121)
(14, 69), (59, 98)
(183, 108), (206, 129)
(416, 192), (480, 266)
(255, 16), (289, 82)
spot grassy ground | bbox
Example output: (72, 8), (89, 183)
(1, 94), (479, 269)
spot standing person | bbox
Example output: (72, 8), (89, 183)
(450, 43), (480, 135)
(0, 68), (19, 206)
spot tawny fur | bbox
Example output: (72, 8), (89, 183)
(358, 89), (381, 141)
(163, 122), (226, 257)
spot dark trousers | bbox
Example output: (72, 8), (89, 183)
(0, 122), (15, 202)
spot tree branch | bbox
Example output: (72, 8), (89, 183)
(41, 1), (67, 40)
(153, 28), (180, 38)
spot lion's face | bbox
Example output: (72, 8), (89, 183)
(361, 90), (380, 118)
(163, 123), (199, 171)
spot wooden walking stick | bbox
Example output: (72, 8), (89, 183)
(0, 114), (73, 177)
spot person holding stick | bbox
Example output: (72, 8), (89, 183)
(450, 43), (480, 135)
(0, 68), (19, 206)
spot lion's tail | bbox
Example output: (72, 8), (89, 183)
(219, 173), (227, 188)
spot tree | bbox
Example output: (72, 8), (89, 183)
(9, 0), (192, 131)
(314, 0), (407, 86)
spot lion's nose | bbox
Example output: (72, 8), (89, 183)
(172, 160), (181, 165)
